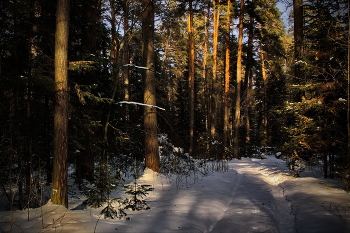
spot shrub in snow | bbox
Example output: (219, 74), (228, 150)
(287, 152), (306, 177)
(158, 134), (211, 187)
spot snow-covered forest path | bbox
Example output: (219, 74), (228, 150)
(207, 159), (295, 233)
(1, 156), (350, 233)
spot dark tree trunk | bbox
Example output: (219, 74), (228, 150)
(243, 0), (255, 150)
(142, 0), (160, 172)
(51, 0), (70, 208)
(122, 1), (131, 121)
(234, 0), (244, 159)
(293, 0), (303, 67)
(293, 0), (304, 102)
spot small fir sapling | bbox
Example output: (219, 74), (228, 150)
(83, 152), (127, 219)
(123, 161), (153, 211)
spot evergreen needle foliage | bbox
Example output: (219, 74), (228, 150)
(123, 184), (153, 211)
(83, 152), (127, 219)
(123, 161), (153, 211)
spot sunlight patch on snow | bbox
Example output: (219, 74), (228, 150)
(236, 157), (293, 186)
(140, 167), (159, 183)
(261, 170), (292, 186)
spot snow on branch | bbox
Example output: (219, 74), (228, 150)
(117, 101), (165, 111)
(123, 64), (150, 70)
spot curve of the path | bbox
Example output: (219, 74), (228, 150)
(207, 159), (296, 233)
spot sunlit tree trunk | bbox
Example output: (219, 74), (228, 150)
(234, 0), (244, 159)
(224, 0), (232, 157)
(259, 26), (268, 150)
(142, 0), (159, 172)
(210, 0), (220, 140)
(203, 3), (210, 148)
(188, 0), (195, 155)
(51, 0), (69, 207)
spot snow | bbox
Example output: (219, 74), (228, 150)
(117, 101), (166, 111)
(1, 156), (350, 233)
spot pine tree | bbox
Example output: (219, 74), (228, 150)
(188, 0), (195, 156)
(142, 0), (160, 172)
(51, 0), (70, 207)
(223, 0), (233, 157)
(234, 0), (244, 159)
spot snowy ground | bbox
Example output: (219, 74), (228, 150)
(1, 156), (350, 233)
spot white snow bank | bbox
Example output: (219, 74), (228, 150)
(0, 156), (349, 233)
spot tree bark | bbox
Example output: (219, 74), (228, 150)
(103, 0), (120, 140)
(293, 0), (303, 65)
(293, 0), (303, 90)
(203, 2), (210, 152)
(243, 1), (255, 148)
(224, 0), (232, 157)
(122, 1), (131, 121)
(234, 0), (244, 159)
(142, 0), (160, 172)
(51, 0), (69, 207)
(188, 0), (195, 155)
(210, 0), (220, 140)
(347, 0), (350, 168)
(260, 38), (268, 150)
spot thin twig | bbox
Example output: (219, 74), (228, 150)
(94, 215), (102, 233)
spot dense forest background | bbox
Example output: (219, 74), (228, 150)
(0, 0), (349, 210)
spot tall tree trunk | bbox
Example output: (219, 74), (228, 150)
(83, 0), (99, 56)
(122, 1), (131, 121)
(103, 0), (119, 140)
(224, 0), (232, 157)
(348, 0), (350, 167)
(293, 0), (303, 65)
(243, 1), (254, 148)
(162, 32), (171, 106)
(293, 0), (303, 99)
(234, 0), (244, 159)
(188, 0), (195, 155)
(142, 0), (159, 172)
(51, 0), (70, 207)
(260, 38), (268, 150)
(203, 2), (210, 151)
(210, 0), (220, 140)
